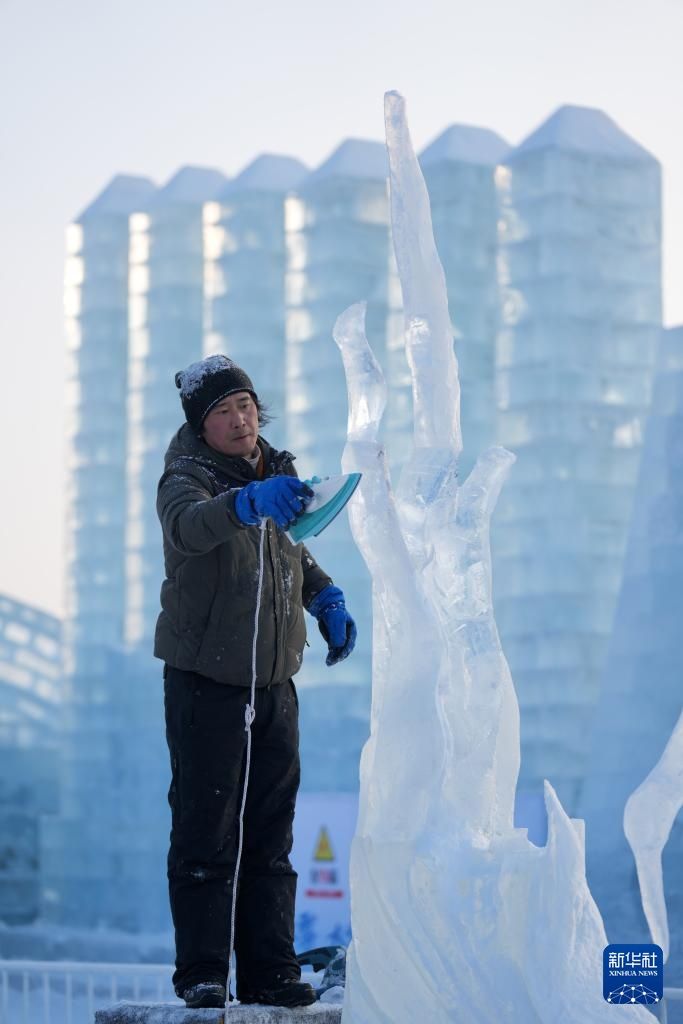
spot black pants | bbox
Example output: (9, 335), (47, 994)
(164, 665), (302, 998)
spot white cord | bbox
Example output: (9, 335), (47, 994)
(226, 516), (267, 1006)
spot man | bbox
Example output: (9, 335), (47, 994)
(155, 354), (357, 1009)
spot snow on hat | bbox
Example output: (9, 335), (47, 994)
(175, 355), (257, 434)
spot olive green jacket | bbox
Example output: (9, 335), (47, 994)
(154, 424), (332, 686)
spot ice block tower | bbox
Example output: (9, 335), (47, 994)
(414, 125), (509, 478)
(284, 140), (390, 788)
(494, 105), (662, 815)
(43, 174), (155, 924)
(204, 154), (308, 451)
(580, 326), (683, 988)
(125, 166), (226, 650)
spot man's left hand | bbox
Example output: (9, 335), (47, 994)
(307, 585), (357, 666)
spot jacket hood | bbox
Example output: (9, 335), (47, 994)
(163, 423), (293, 483)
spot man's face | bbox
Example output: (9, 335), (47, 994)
(202, 391), (259, 457)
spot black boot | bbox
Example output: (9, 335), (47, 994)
(240, 979), (317, 1007)
(181, 982), (227, 1008)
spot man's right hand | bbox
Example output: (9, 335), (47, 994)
(235, 477), (314, 528)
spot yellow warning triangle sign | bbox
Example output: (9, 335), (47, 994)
(313, 826), (335, 862)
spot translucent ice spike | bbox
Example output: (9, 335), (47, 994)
(624, 709), (683, 960)
(384, 91), (461, 456)
(334, 300), (387, 443)
(519, 782), (619, 1023)
(384, 92), (463, 569)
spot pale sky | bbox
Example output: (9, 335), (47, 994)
(1, 0), (682, 617)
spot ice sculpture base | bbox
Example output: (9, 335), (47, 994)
(95, 1002), (342, 1023)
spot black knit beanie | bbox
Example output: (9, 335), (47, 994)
(175, 355), (257, 435)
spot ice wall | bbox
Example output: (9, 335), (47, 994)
(284, 140), (390, 789)
(580, 326), (683, 986)
(45, 174), (157, 927)
(494, 106), (662, 816)
(126, 165), (226, 650)
(204, 154), (308, 451)
(64, 174), (155, 660)
(337, 92), (650, 1023)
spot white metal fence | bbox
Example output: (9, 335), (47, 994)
(0, 960), (178, 1024)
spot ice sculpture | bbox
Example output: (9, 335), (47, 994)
(334, 92), (651, 1022)
(624, 710), (683, 960)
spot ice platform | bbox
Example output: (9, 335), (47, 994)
(95, 1001), (343, 1023)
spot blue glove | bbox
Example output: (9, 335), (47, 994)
(307, 585), (357, 666)
(235, 477), (314, 529)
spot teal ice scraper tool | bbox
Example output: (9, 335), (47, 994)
(288, 473), (362, 543)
